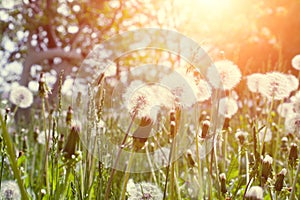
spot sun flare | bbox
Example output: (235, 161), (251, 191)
(199, 0), (232, 8)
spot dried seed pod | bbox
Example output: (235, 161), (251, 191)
(223, 116), (230, 130)
(201, 120), (210, 138)
(132, 117), (153, 151)
(219, 173), (227, 194)
(186, 149), (196, 168)
(275, 168), (287, 192)
(38, 73), (51, 98)
(280, 137), (288, 151)
(63, 125), (80, 159)
(289, 143), (298, 167)
(261, 155), (273, 183)
(66, 106), (73, 126)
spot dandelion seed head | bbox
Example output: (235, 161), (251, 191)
(37, 130), (58, 145)
(285, 113), (300, 134)
(258, 72), (291, 100)
(291, 91), (300, 113)
(126, 179), (163, 200)
(207, 60), (242, 90)
(258, 126), (272, 143)
(245, 186), (263, 200)
(161, 69), (198, 107)
(286, 74), (299, 92)
(218, 97), (238, 118)
(9, 85), (33, 108)
(246, 73), (264, 93)
(123, 81), (174, 121)
(0, 180), (21, 200)
(292, 54), (300, 70)
(277, 102), (294, 118)
(196, 79), (212, 102)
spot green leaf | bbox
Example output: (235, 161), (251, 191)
(226, 152), (239, 181)
(17, 155), (26, 167)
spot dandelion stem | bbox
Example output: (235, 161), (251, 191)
(145, 146), (158, 185)
(273, 99), (284, 172)
(163, 138), (174, 200)
(289, 151), (300, 200)
(104, 112), (137, 199)
(195, 127), (203, 199)
(0, 113), (30, 200)
(260, 97), (274, 156)
(120, 148), (135, 200)
(41, 97), (50, 195)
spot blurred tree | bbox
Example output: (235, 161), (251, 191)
(0, 0), (163, 101)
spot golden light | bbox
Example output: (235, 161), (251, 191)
(198, 0), (232, 10)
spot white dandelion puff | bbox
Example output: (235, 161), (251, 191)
(277, 102), (294, 118)
(0, 180), (21, 200)
(207, 60), (242, 90)
(292, 54), (300, 70)
(218, 97), (238, 118)
(291, 91), (300, 113)
(123, 81), (175, 121)
(286, 74), (299, 92)
(126, 179), (163, 200)
(245, 186), (263, 200)
(246, 73), (264, 93)
(258, 126), (272, 143)
(258, 72), (291, 100)
(196, 79), (212, 102)
(37, 130), (58, 145)
(9, 85), (33, 108)
(161, 66), (211, 107)
(285, 113), (300, 135)
(161, 69), (197, 108)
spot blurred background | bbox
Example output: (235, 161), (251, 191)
(1, 0), (300, 99)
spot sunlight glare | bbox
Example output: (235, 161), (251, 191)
(198, 0), (232, 9)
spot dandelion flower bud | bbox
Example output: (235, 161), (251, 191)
(275, 168), (287, 191)
(245, 186), (263, 200)
(58, 134), (64, 151)
(199, 111), (208, 122)
(170, 109), (176, 122)
(132, 117), (153, 151)
(33, 127), (39, 142)
(289, 143), (298, 167)
(281, 137), (288, 151)
(223, 115), (231, 130)
(186, 149), (196, 168)
(219, 173), (227, 194)
(38, 73), (51, 98)
(261, 155), (273, 183)
(235, 130), (248, 145)
(4, 107), (10, 122)
(170, 121), (176, 138)
(63, 125), (80, 159)
(201, 120), (210, 138)
(66, 106), (73, 126)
